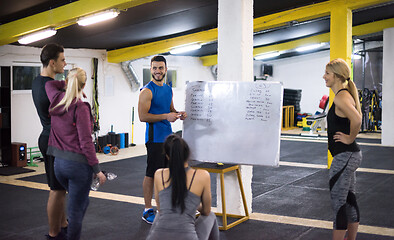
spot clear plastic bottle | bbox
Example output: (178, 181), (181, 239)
(90, 177), (100, 191)
(91, 171), (117, 191)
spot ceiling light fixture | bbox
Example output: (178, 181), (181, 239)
(170, 43), (202, 54)
(295, 43), (325, 52)
(254, 51), (281, 60)
(77, 9), (120, 26)
(18, 28), (57, 44)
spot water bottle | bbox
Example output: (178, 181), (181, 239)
(91, 177), (100, 191)
(91, 171), (117, 191)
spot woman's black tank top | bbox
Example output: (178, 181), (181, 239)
(327, 89), (360, 156)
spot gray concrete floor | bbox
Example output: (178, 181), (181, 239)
(1, 137), (393, 240)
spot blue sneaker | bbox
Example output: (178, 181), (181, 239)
(142, 208), (155, 224)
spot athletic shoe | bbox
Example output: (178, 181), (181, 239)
(45, 231), (66, 240)
(142, 208), (155, 224)
(61, 226), (67, 236)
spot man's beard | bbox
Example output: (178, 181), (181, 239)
(54, 67), (64, 75)
(152, 73), (166, 82)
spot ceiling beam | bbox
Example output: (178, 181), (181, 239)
(345, 0), (394, 10)
(253, 34), (330, 58)
(107, 0), (392, 63)
(107, 1), (333, 63)
(353, 17), (394, 36)
(0, 0), (156, 46)
(200, 18), (394, 66)
(200, 34), (330, 66)
(107, 29), (218, 63)
(253, 0), (392, 32)
(252, 1), (331, 33)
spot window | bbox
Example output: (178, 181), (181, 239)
(55, 70), (69, 81)
(12, 63), (74, 92)
(142, 68), (177, 88)
(142, 68), (151, 86)
(12, 66), (40, 90)
(166, 70), (177, 88)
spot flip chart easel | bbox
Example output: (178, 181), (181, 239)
(184, 81), (283, 230)
(192, 162), (249, 230)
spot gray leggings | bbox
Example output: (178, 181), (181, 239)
(329, 151), (362, 230)
(148, 211), (219, 240)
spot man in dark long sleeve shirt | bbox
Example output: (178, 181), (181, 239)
(32, 43), (68, 240)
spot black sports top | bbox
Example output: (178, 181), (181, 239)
(327, 89), (360, 156)
(32, 75), (53, 136)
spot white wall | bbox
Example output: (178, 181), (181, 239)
(253, 50), (330, 114)
(98, 55), (215, 146)
(3, 45), (391, 148)
(0, 46), (42, 148)
(382, 27), (394, 146)
(0, 45), (215, 148)
(0, 45), (106, 148)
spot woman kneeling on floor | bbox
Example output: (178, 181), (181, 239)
(147, 134), (219, 240)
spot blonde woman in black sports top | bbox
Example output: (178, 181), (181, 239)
(323, 58), (362, 240)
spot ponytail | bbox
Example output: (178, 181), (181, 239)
(52, 67), (86, 112)
(164, 134), (190, 213)
(347, 79), (362, 115)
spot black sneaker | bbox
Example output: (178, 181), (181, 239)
(61, 226), (67, 236)
(45, 231), (66, 240)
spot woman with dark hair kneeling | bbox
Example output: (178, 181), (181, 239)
(147, 134), (219, 240)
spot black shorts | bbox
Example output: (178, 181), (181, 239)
(38, 134), (65, 191)
(145, 142), (167, 178)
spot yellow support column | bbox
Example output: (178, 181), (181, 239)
(327, 2), (352, 168)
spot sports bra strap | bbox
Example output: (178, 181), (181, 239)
(188, 169), (197, 190)
(336, 88), (349, 95)
(161, 169), (165, 188)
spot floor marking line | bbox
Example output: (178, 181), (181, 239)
(0, 179), (155, 206)
(281, 136), (388, 147)
(250, 212), (394, 237)
(2, 179), (393, 237)
(280, 161), (394, 174)
(0, 179), (49, 191)
(279, 161), (327, 169)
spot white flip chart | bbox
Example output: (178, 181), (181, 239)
(183, 81), (283, 166)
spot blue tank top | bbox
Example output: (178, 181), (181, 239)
(142, 81), (173, 143)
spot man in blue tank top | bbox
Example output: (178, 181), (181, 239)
(138, 55), (187, 224)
